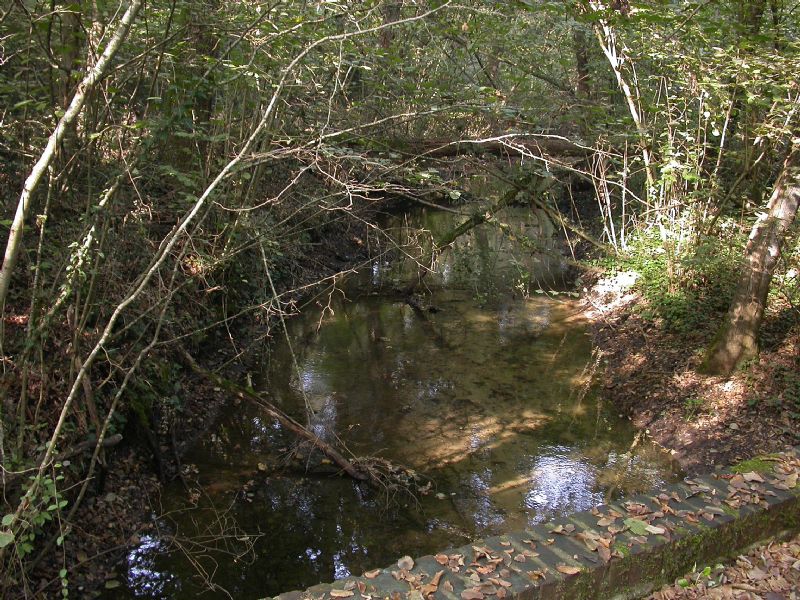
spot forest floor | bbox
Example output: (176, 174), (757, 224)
(651, 531), (800, 599)
(585, 270), (800, 475)
(586, 271), (800, 599)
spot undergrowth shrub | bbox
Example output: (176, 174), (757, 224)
(609, 228), (743, 334)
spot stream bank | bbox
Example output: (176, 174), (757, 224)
(585, 271), (800, 475)
(98, 205), (680, 599)
(38, 195), (797, 599)
(30, 204), (385, 599)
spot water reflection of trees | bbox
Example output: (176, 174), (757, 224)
(151, 221), (677, 596)
(258, 288), (673, 536)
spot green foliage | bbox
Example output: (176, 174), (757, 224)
(1, 0), (800, 593)
(128, 359), (184, 433)
(610, 230), (742, 334)
(0, 467), (69, 568)
(683, 396), (705, 421)
(730, 455), (778, 474)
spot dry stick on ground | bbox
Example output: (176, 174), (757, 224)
(178, 346), (369, 482)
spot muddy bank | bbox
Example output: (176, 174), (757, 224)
(586, 272), (800, 475)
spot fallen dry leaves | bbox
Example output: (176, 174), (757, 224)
(340, 455), (800, 600)
(650, 532), (800, 599)
(651, 453), (800, 599)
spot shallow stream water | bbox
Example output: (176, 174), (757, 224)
(109, 206), (678, 599)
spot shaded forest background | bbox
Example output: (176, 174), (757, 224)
(0, 0), (799, 596)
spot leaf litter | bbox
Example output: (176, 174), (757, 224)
(650, 532), (800, 599)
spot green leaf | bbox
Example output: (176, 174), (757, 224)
(0, 530), (14, 549)
(623, 518), (650, 536)
(1, 514), (13, 526)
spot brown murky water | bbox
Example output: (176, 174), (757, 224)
(110, 207), (679, 599)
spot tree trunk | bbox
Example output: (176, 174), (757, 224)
(740, 0), (767, 35)
(573, 27), (591, 98)
(380, 0), (403, 48)
(703, 145), (800, 375)
(591, 17), (655, 198)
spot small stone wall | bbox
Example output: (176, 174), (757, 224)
(271, 450), (800, 600)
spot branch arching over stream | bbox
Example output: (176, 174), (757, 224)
(402, 171), (610, 294)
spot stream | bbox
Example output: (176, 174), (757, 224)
(108, 204), (679, 599)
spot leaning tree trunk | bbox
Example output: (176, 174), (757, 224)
(703, 145), (800, 376)
(0, 0), (143, 315)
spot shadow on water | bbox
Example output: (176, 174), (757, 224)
(109, 206), (680, 600)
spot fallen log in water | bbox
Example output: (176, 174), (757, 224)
(178, 347), (369, 482)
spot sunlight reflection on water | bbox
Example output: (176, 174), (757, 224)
(124, 536), (177, 597)
(523, 448), (603, 523)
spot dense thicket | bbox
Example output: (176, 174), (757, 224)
(0, 0), (798, 595)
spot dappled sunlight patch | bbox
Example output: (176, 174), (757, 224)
(3, 313), (28, 326)
(415, 411), (553, 471)
(618, 352), (647, 375)
(461, 310), (500, 326)
(568, 402), (588, 417)
(594, 283), (799, 475)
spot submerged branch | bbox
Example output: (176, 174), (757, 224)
(178, 347), (369, 482)
(180, 347), (429, 503)
(401, 171), (609, 294)
(507, 180), (610, 253)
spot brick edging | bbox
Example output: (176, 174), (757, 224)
(271, 450), (800, 600)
